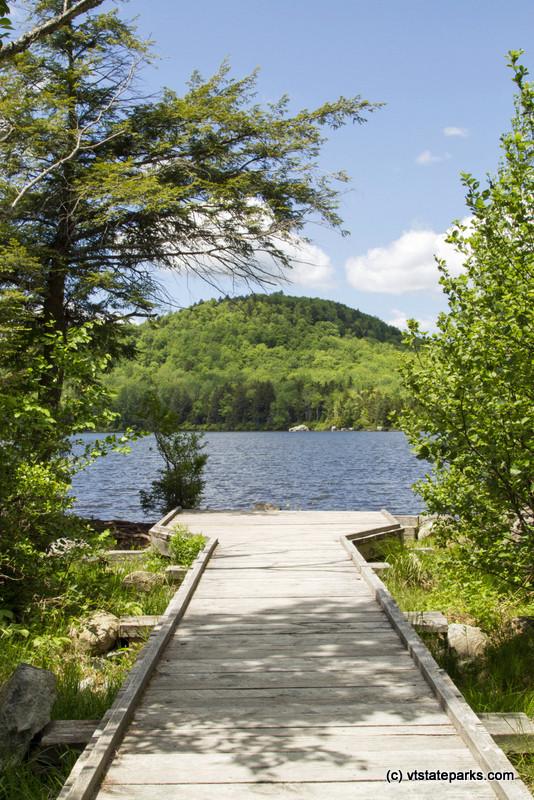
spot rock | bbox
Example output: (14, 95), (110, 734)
(510, 616), (534, 636)
(252, 502), (279, 511)
(0, 664), (57, 767)
(122, 570), (165, 592)
(417, 516), (436, 540)
(447, 623), (488, 663)
(288, 424), (309, 432)
(70, 612), (120, 655)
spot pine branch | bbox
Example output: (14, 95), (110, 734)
(0, 0), (104, 64)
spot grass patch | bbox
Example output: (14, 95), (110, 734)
(0, 749), (79, 800)
(168, 525), (206, 567)
(380, 536), (534, 788)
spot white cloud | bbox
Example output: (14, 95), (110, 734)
(387, 309), (438, 332)
(268, 237), (336, 289)
(443, 126), (469, 138)
(345, 222), (469, 294)
(416, 149), (451, 166)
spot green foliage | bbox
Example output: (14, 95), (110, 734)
(108, 293), (405, 431)
(168, 525), (207, 567)
(400, 52), (534, 588)
(381, 538), (532, 630)
(0, 749), (79, 800)
(0, 1), (11, 38)
(139, 396), (208, 514)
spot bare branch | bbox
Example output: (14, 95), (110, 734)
(0, 0), (105, 64)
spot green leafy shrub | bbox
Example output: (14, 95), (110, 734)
(139, 395), (208, 514)
(168, 525), (206, 567)
(400, 53), (534, 588)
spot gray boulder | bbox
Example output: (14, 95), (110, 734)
(417, 516), (436, 540)
(0, 664), (57, 767)
(122, 570), (165, 593)
(288, 424), (309, 432)
(447, 623), (488, 663)
(70, 611), (120, 655)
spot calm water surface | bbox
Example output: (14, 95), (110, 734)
(71, 431), (429, 522)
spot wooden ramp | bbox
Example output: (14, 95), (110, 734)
(62, 511), (530, 800)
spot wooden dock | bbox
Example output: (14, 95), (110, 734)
(60, 511), (531, 800)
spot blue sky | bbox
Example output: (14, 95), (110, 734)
(102, 2), (532, 326)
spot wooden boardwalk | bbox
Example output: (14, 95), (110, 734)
(67, 511), (528, 799)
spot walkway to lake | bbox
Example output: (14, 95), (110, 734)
(77, 511), (525, 799)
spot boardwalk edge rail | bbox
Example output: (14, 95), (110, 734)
(56, 534), (218, 800)
(341, 520), (531, 800)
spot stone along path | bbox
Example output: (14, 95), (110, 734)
(95, 511), (515, 799)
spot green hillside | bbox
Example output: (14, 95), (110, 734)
(107, 293), (407, 430)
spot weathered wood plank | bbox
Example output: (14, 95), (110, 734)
(175, 620), (396, 636)
(156, 654), (418, 673)
(104, 749), (482, 784)
(142, 682), (432, 706)
(479, 712), (534, 753)
(403, 611), (449, 634)
(39, 720), (99, 747)
(132, 700), (452, 729)
(166, 633), (406, 659)
(119, 615), (160, 640)
(98, 782), (496, 799)
(151, 668), (423, 689)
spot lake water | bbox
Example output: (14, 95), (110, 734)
(71, 431), (429, 522)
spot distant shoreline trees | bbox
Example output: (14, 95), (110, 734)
(106, 293), (405, 432)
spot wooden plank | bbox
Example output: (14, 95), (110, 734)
(104, 749), (482, 784)
(142, 682), (432, 706)
(98, 781), (497, 799)
(175, 620), (395, 636)
(39, 720), (99, 747)
(479, 712), (534, 753)
(168, 631), (405, 653)
(152, 667), (429, 689)
(184, 597), (382, 613)
(403, 611), (449, 634)
(119, 615), (160, 640)
(56, 536), (218, 800)
(132, 700), (452, 729)
(193, 586), (369, 599)
(156, 654), (418, 674)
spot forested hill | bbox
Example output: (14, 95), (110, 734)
(107, 293), (406, 431)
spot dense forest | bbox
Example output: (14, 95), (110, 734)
(107, 293), (406, 430)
